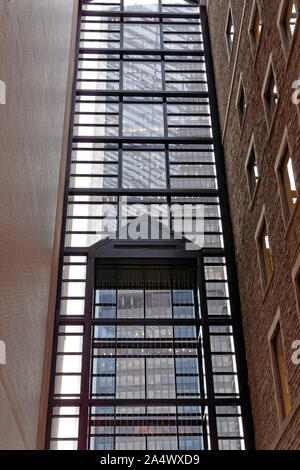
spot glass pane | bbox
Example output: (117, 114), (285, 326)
(145, 290), (172, 318)
(123, 152), (166, 188)
(124, 62), (162, 89)
(116, 358), (146, 398)
(146, 357), (176, 398)
(123, 104), (164, 136)
(124, 24), (160, 49)
(118, 290), (144, 318)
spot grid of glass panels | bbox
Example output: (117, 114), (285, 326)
(47, 0), (251, 451)
(89, 406), (204, 450)
(87, 264), (204, 450)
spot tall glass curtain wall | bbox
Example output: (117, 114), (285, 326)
(47, 0), (248, 451)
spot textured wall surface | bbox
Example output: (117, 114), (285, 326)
(0, 0), (74, 449)
(207, 0), (300, 449)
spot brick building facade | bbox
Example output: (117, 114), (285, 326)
(206, 0), (300, 450)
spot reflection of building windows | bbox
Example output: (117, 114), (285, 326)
(123, 103), (164, 136)
(179, 436), (203, 451)
(124, 62), (162, 90)
(122, 151), (166, 188)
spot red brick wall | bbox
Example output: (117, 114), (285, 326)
(207, 0), (300, 449)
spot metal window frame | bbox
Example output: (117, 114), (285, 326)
(45, 0), (255, 451)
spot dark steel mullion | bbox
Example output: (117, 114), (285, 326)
(75, 112), (119, 115)
(169, 267), (180, 451)
(194, 265), (208, 450)
(77, 69), (120, 72)
(159, 4), (170, 193)
(82, 11), (201, 19)
(115, 0), (124, 443)
(118, 10), (124, 191)
(68, 188), (218, 196)
(78, 255), (94, 450)
(80, 39), (120, 43)
(73, 136), (213, 143)
(197, 255), (218, 450)
(167, 125), (211, 129)
(80, 48), (204, 56)
(71, 161), (119, 165)
(167, 113), (211, 116)
(80, 30), (121, 34)
(51, 397), (241, 407)
(166, 80), (206, 84)
(70, 173), (118, 177)
(77, 79), (119, 82)
(169, 162), (215, 165)
(73, 125), (118, 129)
(76, 89), (208, 96)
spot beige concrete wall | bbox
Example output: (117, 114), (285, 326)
(0, 0), (75, 449)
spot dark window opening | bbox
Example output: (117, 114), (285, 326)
(238, 84), (246, 126)
(264, 68), (278, 123)
(226, 10), (235, 55)
(280, 146), (298, 219)
(271, 324), (291, 420)
(247, 148), (259, 197)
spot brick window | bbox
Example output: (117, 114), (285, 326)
(247, 147), (259, 198)
(249, 1), (262, 52)
(263, 62), (278, 125)
(256, 214), (273, 289)
(226, 9), (235, 55)
(292, 254), (300, 320)
(237, 83), (246, 126)
(279, 146), (298, 219)
(270, 323), (291, 420)
(282, 0), (298, 47)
